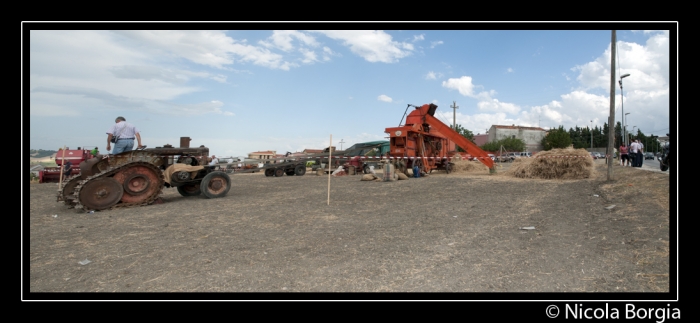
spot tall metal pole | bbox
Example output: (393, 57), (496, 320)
(451, 101), (459, 129)
(606, 30), (617, 180)
(620, 73), (630, 146)
(590, 120), (593, 150)
(624, 113), (630, 147)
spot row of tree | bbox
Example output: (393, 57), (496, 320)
(543, 121), (663, 154)
(29, 149), (57, 158)
(451, 122), (663, 154)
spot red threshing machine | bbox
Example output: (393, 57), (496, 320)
(384, 103), (495, 174)
(38, 147), (97, 183)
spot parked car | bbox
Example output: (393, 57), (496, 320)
(497, 154), (513, 162)
(589, 152), (598, 159)
(518, 152), (532, 158)
(593, 152), (603, 159)
(487, 154), (496, 161)
(645, 152), (655, 160)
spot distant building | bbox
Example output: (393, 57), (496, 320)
(248, 150), (276, 164)
(302, 149), (324, 154)
(488, 125), (547, 152)
(473, 133), (489, 147)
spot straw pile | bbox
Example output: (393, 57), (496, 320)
(450, 158), (490, 174)
(506, 148), (594, 179)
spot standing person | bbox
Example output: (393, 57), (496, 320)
(638, 140), (645, 167)
(209, 155), (219, 166)
(106, 116), (143, 154)
(619, 143), (629, 166)
(629, 140), (640, 167)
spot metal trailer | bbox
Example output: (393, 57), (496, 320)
(262, 159), (307, 177)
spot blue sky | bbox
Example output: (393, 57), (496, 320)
(26, 27), (674, 159)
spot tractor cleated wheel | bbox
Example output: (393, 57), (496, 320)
(60, 176), (83, 206)
(264, 168), (275, 177)
(274, 168), (284, 177)
(294, 165), (306, 176)
(113, 164), (163, 204)
(78, 177), (124, 211)
(200, 171), (231, 198)
(177, 183), (201, 196)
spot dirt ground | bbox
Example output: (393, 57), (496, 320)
(25, 160), (673, 298)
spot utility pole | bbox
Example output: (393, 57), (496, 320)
(590, 120), (593, 150)
(450, 101), (459, 129)
(606, 30), (616, 180)
(339, 139), (345, 150)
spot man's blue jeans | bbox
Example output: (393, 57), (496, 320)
(113, 139), (134, 154)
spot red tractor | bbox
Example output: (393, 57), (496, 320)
(38, 147), (97, 183)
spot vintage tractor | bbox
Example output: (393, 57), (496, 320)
(58, 137), (231, 212)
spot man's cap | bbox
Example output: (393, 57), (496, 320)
(116, 116), (126, 121)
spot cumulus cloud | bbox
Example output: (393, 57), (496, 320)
(111, 30), (298, 71)
(313, 30), (413, 63)
(413, 34), (425, 42)
(259, 30), (319, 52)
(378, 94), (393, 102)
(430, 41), (443, 48)
(477, 99), (520, 114)
(442, 76), (475, 96)
(574, 31), (669, 92)
(425, 71), (443, 80)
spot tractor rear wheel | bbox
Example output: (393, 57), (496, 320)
(200, 171), (231, 198)
(264, 168), (275, 177)
(274, 168), (284, 177)
(78, 177), (124, 211)
(294, 165), (306, 176)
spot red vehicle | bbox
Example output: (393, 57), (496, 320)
(385, 103), (495, 174)
(38, 147), (97, 183)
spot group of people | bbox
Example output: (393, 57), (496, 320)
(619, 139), (645, 167)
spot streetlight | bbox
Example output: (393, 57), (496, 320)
(631, 126), (637, 143)
(619, 73), (630, 146)
(590, 120), (593, 150)
(624, 112), (631, 147)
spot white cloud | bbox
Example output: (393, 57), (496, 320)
(506, 68), (514, 73)
(112, 30), (296, 71)
(314, 30), (413, 63)
(413, 34), (425, 42)
(442, 76), (476, 96)
(299, 48), (318, 64)
(425, 71), (443, 80)
(378, 94), (393, 102)
(477, 99), (520, 114)
(574, 31), (669, 92)
(430, 41), (443, 48)
(259, 30), (319, 52)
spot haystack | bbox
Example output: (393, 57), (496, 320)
(450, 159), (490, 174)
(506, 148), (593, 179)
